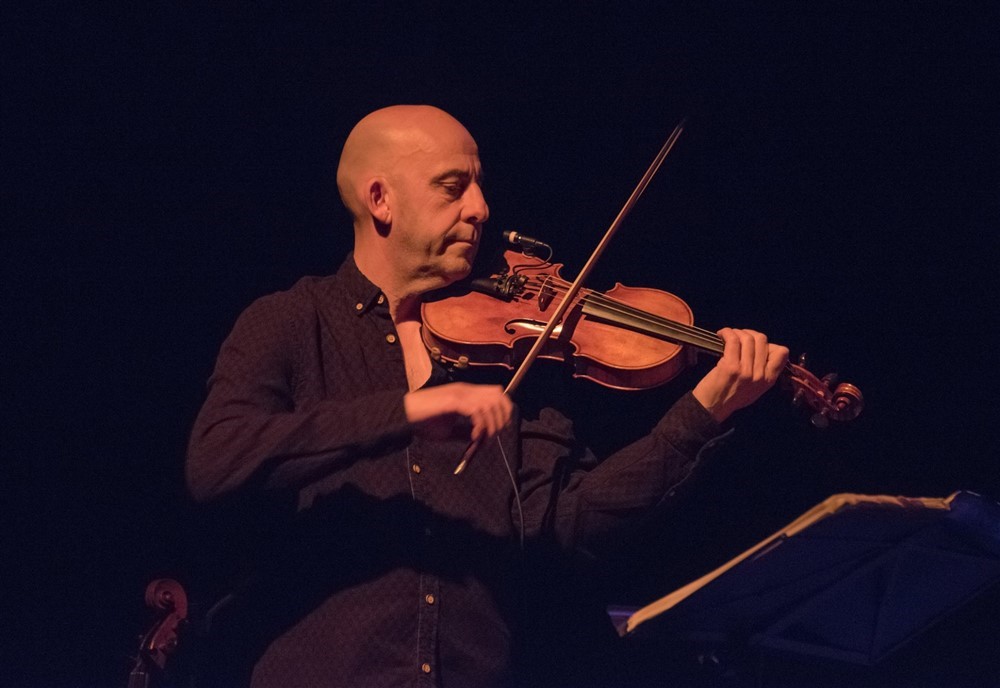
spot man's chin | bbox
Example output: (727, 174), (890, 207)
(445, 245), (478, 274)
(441, 260), (474, 285)
(417, 257), (475, 293)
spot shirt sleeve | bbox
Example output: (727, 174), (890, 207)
(185, 293), (412, 503)
(517, 392), (727, 553)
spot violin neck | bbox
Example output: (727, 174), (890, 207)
(582, 294), (803, 378)
(581, 294), (725, 356)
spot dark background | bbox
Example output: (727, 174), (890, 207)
(3, 3), (998, 686)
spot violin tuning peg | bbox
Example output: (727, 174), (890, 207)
(429, 347), (442, 362)
(455, 355), (470, 370)
(810, 410), (830, 429)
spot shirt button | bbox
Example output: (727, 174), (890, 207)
(354, 302), (363, 311)
(385, 333), (397, 344)
(411, 463), (421, 474)
(424, 594), (435, 605)
(421, 663), (432, 674)
(377, 294), (385, 305)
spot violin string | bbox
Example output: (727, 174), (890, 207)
(520, 277), (805, 378)
(516, 276), (725, 352)
(521, 277), (720, 346)
(494, 270), (846, 405)
(536, 277), (805, 378)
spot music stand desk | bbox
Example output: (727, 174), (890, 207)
(614, 491), (1000, 665)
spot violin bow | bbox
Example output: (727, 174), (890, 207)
(454, 119), (687, 474)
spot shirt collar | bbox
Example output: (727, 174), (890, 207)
(334, 252), (453, 387)
(337, 253), (387, 317)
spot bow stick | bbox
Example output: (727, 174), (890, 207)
(454, 119), (687, 474)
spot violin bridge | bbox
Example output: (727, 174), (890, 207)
(537, 276), (555, 311)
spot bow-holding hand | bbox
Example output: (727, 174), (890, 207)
(404, 382), (513, 442)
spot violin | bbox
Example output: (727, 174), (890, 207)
(421, 249), (863, 427)
(128, 579), (188, 688)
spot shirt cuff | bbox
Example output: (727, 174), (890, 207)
(653, 391), (726, 459)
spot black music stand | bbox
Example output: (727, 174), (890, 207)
(612, 491), (1000, 666)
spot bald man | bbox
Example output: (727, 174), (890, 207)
(186, 105), (787, 687)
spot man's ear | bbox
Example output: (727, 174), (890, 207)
(365, 178), (392, 227)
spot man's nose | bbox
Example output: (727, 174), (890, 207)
(463, 183), (489, 224)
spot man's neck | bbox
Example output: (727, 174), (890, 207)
(352, 252), (430, 389)
(354, 242), (446, 324)
(388, 293), (421, 324)
(353, 249), (412, 319)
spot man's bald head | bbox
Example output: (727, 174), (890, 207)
(336, 105), (478, 221)
(335, 105), (487, 300)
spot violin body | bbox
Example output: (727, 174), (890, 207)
(423, 251), (696, 390)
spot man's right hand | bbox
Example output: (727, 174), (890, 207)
(404, 383), (513, 442)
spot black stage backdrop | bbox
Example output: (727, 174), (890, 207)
(3, 3), (998, 687)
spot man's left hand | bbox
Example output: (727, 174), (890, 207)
(691, 327), (790, 423)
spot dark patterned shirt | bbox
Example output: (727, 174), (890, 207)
(186, 254), (723, 687)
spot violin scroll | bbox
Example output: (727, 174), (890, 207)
(787, 353), (864, 428)
(128, 579), (189, 688)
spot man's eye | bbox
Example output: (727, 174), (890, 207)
(442, 184), (464, 198)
